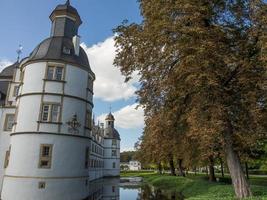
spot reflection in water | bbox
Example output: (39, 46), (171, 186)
(83, 177), (184, 200)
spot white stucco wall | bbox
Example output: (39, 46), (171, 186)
(103, 139), (120, 177)
(1, 134), (91, 200)
(1, 61), (96, 199)
(0, 108), (15, 191)
(0, 59), (121, 200)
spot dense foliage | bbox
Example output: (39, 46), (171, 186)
(114, 0), (267, 199)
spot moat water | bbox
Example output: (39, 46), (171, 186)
(84, 177), (184, 200)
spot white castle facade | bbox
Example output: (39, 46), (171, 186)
(0, 1), (120, 200)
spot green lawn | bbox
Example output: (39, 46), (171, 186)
(120, 171), (267, 200)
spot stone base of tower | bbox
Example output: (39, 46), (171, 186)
(103, 158), (120, 177)
(1, 177), (90, 200)
(0, 133), (91, 200)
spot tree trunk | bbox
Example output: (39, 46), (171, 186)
(208, 156), (216, 182)
(245, 162), (249, 180)
(158, 162), (162, 174)
(177, 159), (185, 177)
(224, 121), (252, 198)
(169, 158), (176, 176)
(220, 157), (224, 178)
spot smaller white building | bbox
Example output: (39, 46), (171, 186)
(129, 161), (141, 171)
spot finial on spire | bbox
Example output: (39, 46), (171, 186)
(92, 113), (95, 126)
(16, 44), (23, 62)
(109, 104), (112, 113)
(65, 0), (70, 6)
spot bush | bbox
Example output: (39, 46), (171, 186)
(249, 170), (267, 175)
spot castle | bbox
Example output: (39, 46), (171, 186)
(0, 1), (120, 199)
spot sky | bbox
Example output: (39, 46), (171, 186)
(0, 0), (143, 152)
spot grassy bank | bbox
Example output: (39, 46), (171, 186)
(120, 171), (267, 200)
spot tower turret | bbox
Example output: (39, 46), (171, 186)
(105, 112), (115, 129)
(49, 0), (82, 38)
(103, 113), (120, 177)
(1, 2), (95, 200)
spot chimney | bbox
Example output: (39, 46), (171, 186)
(73, 35), (80, 56)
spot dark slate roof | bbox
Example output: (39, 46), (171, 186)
(0, 81), (10, 106)
(54, 2), (79, 16)
(0, 81), (9, 96)
(0, 62), (18, 105)
(104, 127), (120, 140)
(105, 113), (115, 121)
(50, 1), (82, 25)
(0, 62), (18, 77)
(26, 36), (91, 71)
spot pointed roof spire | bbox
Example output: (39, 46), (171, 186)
(109, 104), (112, 114)
(65, 0), (70, 6)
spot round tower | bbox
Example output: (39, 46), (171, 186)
(103, 113), (120, 177)
(1, 1), (95, 200)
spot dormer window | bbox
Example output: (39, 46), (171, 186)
(63, 46), (71, 55)
(46, 65), (64, 81)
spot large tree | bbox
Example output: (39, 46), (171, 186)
(114, 0), (267, 198)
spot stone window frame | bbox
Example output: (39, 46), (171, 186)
(112, 139), (117, 146)
(4, 114), (15, 131)
(13, 85), (20, 97)
(87, 75), (94, 91)
(38, 144), (53, 169)
(111, 149), (117, 157)
(45, 64), (65, 81)
(40, 102), (61, 123)
(85, 110), (92, 130)
(19, 70), (25, 82)
(85, 146), (90, 169)
(4, 145), (11, 168)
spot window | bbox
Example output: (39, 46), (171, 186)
(13, 86), (19, 97)
(51, 105), (60, 122)
(87, 76), (93, 90)
(85, 147), (89, 169)
(112, 139), (117, 146)
(39, 144), (53, 169)
(4, 114), (15, 131)
(4, 146), (11, 168)
(112, 150), (117, 157)
(63, 46), (71, 54)
(20, 70), (24, 82)
(47, 67), (54, 80)
(41, 103), (61, 122)
(55, 67), (63, 80)
(113, 162), (116, 169)
(85, 110), (92, 129)
(46, 66), (64, 81)
(92, 143), (95, 152)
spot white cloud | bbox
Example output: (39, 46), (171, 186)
(0, 59), (12, 72)
(81, 37), (139, 102)
(97, 103), (144, 129)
